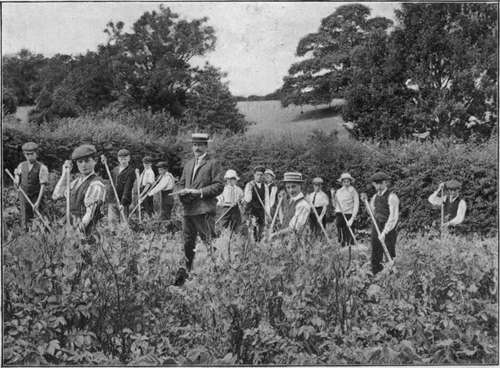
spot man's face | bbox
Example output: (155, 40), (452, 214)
(118, 155), (130, 166)
(264, 173), (274, 183)
(254, 172), (264, 182)
(76, 157), (96, 175)
(24, 151), (37, 163)
(192, 143), (208, 157)
(373, 181), (387, 193)
(342, 179), (351, 187)
(286, 182), (301, 197)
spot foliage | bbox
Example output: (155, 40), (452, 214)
(215, 132), (497, 236)
(281, 4), (393, 108)
(3, 88), (18, 115)
(2, 216), (497, 365)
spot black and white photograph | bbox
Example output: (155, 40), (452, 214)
(1, 1), (498, 365)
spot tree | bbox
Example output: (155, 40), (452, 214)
(184, 64), (249, 135)
(393, 3), (497, 140)
(103, 5), (216, 116)
(2, 88), (18, 115)
(2, 49), (47, 105)
(281, 4), (393, 108)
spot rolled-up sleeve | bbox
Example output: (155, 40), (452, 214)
(84, 180), (106, 208)
(448, 199), (466, 226)
(39, 164), (49, 184)
(289, 200), (311, 231)
(428, 190), (444, 206)
(382, 193), (399, 234)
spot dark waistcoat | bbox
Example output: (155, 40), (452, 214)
(21, 161), (41, 197)
(248, 183), (266, 215)
(444, 196), (461, 220)
(374, 189), (397, 227)
(70, 174), (102, 219)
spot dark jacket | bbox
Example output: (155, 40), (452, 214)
(109, 165), (136, 207)
(178, 154), (224, 216)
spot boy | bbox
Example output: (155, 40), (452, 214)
(217, 169), (244, 231)
(306, 177), (329, 238)
(147, 161), (175, 220)
(428, 179), (466, 229)
(107, 149), (135, 225)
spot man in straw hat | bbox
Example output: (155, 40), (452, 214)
(147, 161), (175, 220)
(52, 144), (106, 236)
(107, 149), (135, 225)
(217, 169), (244, 231)
(306, 177), (330, 238)
(243, 166), (268, 241)
(137, 156), (155, 217)
(270, 172), (311, 239)
(428, 179), (466, 229)
(361, 171), (399, 274)
(174, 133), (224, 286)
(331, 173), (359, 247)
(13, 142), (49, 230)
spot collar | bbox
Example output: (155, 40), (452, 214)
(377, 188), (388, 196)
(78, 171), (95, 182)
(195, 153), (207, 162)
(290, 192), (304, 202)
(448, 194), (459, 202)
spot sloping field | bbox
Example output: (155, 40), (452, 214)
(237, 99), (348, 139)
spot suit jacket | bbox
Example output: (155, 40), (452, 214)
(109, 165), (136, 207)
(178, 154), (224, 216)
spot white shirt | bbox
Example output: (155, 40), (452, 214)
(306, 190), (329, 207)
(369, 188), (399, 235)
(139, 168), (155, 187)
(334, 186), (359, 216)
(264, 183), (278, 217)
(217, 184), (244, 206)
(287, 193), (311, 231)
(428, 190), (467, 226)
(148, 172), (175, 196)
(244, 181), (264, 203)
(192, 153), (207, 182)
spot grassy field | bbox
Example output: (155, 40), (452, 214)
(237, 100), (349, 139)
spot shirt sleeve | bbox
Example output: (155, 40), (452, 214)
(382, 193), (399, 234)
(148, 173), (175, 196)
(317, 192), (330, 207)
(38, 164), (49, 184)
(244, 182), (253, 203)
(428, 189), (444, 206)
(289, 200), (311, 231)
(14, 163), (23, 176)
(448, 199), (466, 226)
(269, 186), (277, 208)
(144, 169), (155, 185)
(351, 189), (359, 219)
(236, 186), (244, 202)
(52, 171), (73, 200)
(84, 180), (106, 208)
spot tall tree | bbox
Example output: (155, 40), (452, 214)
(104, 5), (216, 115)
(281, 4), (393, 107)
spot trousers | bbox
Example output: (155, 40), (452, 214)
(371, 225), (397, 274)
(309, 207), (327, 238)
(220, 205), (242, 232)
(160, 191), (174, 220)
(183, 213), (216, 270)
(336, 213), (354, 246)
(20, 193), (44, 230)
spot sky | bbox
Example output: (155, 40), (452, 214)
(2, 2), (400, 96)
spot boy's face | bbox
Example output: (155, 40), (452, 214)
(143, 163), (152, 169)
(286, 182), (301, 197)
(229, 178), (237, 186)
(373, 181), (387, 193)
(24, 151), (37, 163)
(76, 157), (96, 175)
(264, 173), (274, 183)
(448, 188), (459, 198)
(118, 155), (130, 166)
(254, 172), (264, 182)
(342, 179), (351, 187)
(158, 168), (166, 175)
(313, 183), (321, 191)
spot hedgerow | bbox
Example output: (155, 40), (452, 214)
(2, 219), (497, 365)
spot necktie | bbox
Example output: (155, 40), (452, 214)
(313, 192), (317, 206)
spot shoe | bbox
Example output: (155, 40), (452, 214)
(173, 267), (188, 286)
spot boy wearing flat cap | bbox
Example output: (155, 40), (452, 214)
(14, 142), (49, 230)
(137, 156), (155, 217)
(147, 161), (175, 220)
(331, 173), (359, 247)
(428, 179), (466, 229)
(174, 133), (224, 286)
(217, 169), (244, 231)
(361, 171), (399, 274)
(306, 177), (329, 238)
(52, 144), (106, 235)
(244, 166), (269, 241)
(107, 149), (135, 225)
(271, 172), (311, 239)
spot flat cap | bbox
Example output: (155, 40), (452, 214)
(142, 156), (153, 164)
(369, 171), (391, 183)
(312, 177), (324, 184)
(157, 161), (169, 169)
(22, 142), (38, 152)
(445, 179), (461, 189)
(254, 166), (265, 173)
(71, 144), (97, 160)
(282, 172), (304, 183)
(117, 149), (130, 157)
